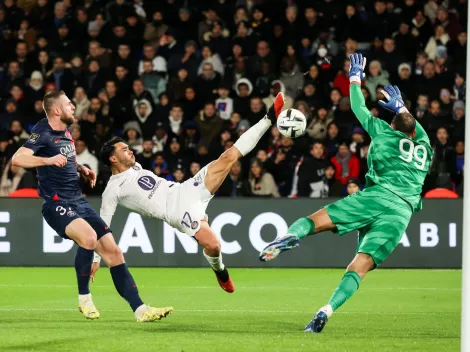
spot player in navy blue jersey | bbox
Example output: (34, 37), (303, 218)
(12, 91), (173, 322)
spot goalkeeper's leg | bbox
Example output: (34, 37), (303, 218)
(304, 253), (374, 333)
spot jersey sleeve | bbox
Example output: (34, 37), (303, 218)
(350, 83), (390, 138)
(22, 128), (46, 153)
(100, 187), (119, 226)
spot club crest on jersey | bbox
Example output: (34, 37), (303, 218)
(138, 176), (156, 190)
(28, 133), (40, 144)
(67, 210), (76, 217)
(191, 221), (199, 230)
(193, 174), (202, 187)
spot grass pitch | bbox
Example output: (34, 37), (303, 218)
(0, 267), (460, 351)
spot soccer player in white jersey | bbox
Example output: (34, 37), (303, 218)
(91, 93), (285, 292)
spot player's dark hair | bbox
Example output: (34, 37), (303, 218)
(42, 90), (65, 115)
(392, 112), (416, 136)
(100, 137), (125, 167)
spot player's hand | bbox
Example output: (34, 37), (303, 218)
(90, 262), (100, 283)
(348, 53), (366, 83)
(47, 154), (67, 167)
(78, 165), (97, 188)
(378, 85), (408, 114)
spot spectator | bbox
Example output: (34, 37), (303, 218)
(347, 177), (361, 195)
(123, 121), (143, 153)
(306, 107), (332, 140)
(202, 22), (231, 61)
(75, 139), (99, 175)
(333, 58), (352, 97)
(365, 61), (390, 101)
(138, 42), (167, 75)
(324, 164), (343, 197)
(217, 160), (251, 197)
(395, 63), (414, 101)
(279, 56), (304, 99)
(46, 56), (76, 96)
(167, 40), (200, 80)
(24, 71), (45, 106)
(263, 81), (294, 111)
(411, 9), (434, 48)
(233, 78), (253, 117)
(73, 87), (90, 120)
(140, 59), (166, 105)
(215, 84), (233, 121)
(450, 100), (465, 142)
(195, 101), (224, 147)
(198, 45), (224, 77)
(296, 142), (328, 198)
(451, 140), (465, 189)
(196, 62), (221, 104)
(248, 159), (280, 197)
(144, 10), (168, 43)
(165, 138), (187, 171)
(114, 43), (137, 76)
(331, 142), (360, 185)
(453, 73), (466, 101)
(181, 120), (200, 159)
(246, 96), (266, 125)
(425, 25), (450, 59)
(189, 161), (201, 178)
(158, 28), (184, 61)
(136, 139), (156, 171)
(168, 104), (184, 136)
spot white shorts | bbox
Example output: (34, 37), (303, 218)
(166, 164), (214, 237)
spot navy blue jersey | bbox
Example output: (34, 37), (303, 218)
(23, 118), (82, 201)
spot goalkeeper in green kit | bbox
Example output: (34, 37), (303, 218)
(259, 53), (434, 333)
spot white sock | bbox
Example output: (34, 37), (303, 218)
(203, 249), (225, 271)
(319, 304), (334, 318)
(233, 117), (272, 156)
(79, 293), (92, 303)
(135, 304), (147, 318)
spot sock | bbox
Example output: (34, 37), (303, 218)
(328, 271), (361, 311)
(287, 217), (315, 240)
(110, 263), (144, 312)
(233, 117), (271, 156)
(74, 247), (94, 295)
(203, 249), (225, 271)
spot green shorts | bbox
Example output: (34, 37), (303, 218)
(325, 185), (412, 267)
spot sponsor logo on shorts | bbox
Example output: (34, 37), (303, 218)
(138, 176), (156, 190)
(28, 133), (40, 144)
(191, 221), (199, 230)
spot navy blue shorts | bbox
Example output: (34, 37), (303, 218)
(42, 198), (111, 240)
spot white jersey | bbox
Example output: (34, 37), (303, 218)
(100, 162), (174, 226)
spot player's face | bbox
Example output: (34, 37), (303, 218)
(113, 142), (135, 167)
(58, 95), (75, 125)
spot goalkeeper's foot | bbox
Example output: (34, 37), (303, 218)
(304, 305), (333, 333)
(78, 293), (100, 320)
(214, 268), (235, 293)
(259, 234), (300, 262)
(135, 304), (174, 322)
(267, 92), (285, 124)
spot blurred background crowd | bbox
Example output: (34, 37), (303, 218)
(0, 0), (466, 198)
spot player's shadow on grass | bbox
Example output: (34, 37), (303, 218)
(3, 338), (83, 350)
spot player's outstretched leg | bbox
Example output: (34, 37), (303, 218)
(304, 253), (374, 333)
(65, 219), (100, 320)
(96, 234), (174, 321)
(195, 221), (235, 293)
(259, 208), (335, 262)
(204, 93), (285, 194)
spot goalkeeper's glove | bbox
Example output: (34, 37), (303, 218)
(378, 85), (408, 114)
(348, 53), (366, 83)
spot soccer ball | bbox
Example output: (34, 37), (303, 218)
(276, 108), (307, 138)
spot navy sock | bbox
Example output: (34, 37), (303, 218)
(74, 247), (94, 295)
(110, 263), (144, 312)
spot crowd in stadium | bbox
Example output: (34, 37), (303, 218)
(0, 0), (466, 198)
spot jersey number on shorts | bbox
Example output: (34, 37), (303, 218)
(398, 139), (427, 170)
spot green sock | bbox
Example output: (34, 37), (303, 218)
(287, 217), (315, 240)
(328, 271), (361, 311)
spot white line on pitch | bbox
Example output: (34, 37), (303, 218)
(0, 308), (457, 315)
(0, 284), (461, 291)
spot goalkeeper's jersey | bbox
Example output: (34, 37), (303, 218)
(350, 84), (434, 212)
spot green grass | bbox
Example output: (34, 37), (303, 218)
(0, 268), (461, 352)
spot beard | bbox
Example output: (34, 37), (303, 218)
(60, 114), (75, 125)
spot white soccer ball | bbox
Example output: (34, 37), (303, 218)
(276, 108), (307, 138)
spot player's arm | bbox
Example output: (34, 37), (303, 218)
(12, 147), (67, 168)
(348, 54), (389, 138)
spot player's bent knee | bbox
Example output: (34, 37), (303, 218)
(204, 240), (221, 255)
(106, 245), (125, 267)
(81, 232), (98, 250)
